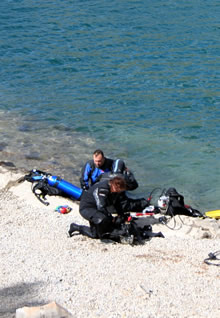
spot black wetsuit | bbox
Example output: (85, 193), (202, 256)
(76, 180), (148, 240)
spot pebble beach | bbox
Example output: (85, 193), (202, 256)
(0, 164), (219, 318)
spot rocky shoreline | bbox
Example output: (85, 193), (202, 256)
(0, 164), (219, 317)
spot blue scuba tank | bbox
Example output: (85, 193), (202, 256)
(47, 175), (82, 200)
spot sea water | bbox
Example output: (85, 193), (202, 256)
(0, 0), (219, 212)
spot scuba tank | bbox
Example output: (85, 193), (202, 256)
(23, 169), (83, 205)
(47, 175), (82, 200)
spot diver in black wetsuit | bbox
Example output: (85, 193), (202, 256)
(68, 176), (149, 242)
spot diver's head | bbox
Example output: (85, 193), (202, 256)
(109, 176), (126, 193)
(93, 149), (105, 168)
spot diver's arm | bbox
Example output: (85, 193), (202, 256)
(79, 162), (92, 190)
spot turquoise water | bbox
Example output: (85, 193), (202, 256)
(0, 0), (219, 211)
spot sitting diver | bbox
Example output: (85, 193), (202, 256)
(68, 176), (149, 243)
(79, 149), (137, 191)
(79, 149), (114, 190)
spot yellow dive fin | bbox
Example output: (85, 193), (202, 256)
(205, 210), (220, 219)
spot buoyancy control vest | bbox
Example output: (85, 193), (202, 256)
(98, 170), (138, 191)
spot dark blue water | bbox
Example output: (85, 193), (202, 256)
(0, 0), (219, 211)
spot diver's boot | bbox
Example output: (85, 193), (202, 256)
(68, 223), (81, 237)
(69, 223), (97, 239)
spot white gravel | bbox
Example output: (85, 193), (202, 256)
(0, 166), (219, 318)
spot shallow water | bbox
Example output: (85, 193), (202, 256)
(0, 0), (219, 211)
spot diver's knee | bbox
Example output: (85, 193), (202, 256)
(94, 217), (113, 238)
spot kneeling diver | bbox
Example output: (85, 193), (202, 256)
(68, 176), (149, 242)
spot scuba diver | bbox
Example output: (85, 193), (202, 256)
(79, 149), (138, 191)
(80, 149), (114, 190)
(68, 176), (149, 243)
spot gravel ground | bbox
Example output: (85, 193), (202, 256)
(0, 166), (219, 318)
